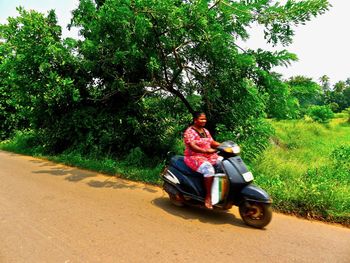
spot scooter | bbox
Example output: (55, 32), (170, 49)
(161, 141), (272, 228)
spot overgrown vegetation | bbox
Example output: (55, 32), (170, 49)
(252, 117), (350, 226)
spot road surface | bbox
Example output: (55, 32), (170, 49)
(0, 150), (349, 263)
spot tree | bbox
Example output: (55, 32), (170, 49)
(328, 80), (350, 112)
(334, 81), (346, 93)
(319, 75), (331, 92)
(287, 75), (322, 110)
(256, 72), (300, 119)
(0, 8), (82, 149)
(69, 0), (329, 141)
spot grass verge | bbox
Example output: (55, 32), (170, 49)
(0, 131), (164, 185)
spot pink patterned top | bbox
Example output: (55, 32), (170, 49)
(183, 126), (219, 171)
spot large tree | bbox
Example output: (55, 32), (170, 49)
(287, 75), (322, 109)
(69, 0), (329, 134)
(328, 80), (350, 112)
(0, 8), (82, 149)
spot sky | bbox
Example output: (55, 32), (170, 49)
(0, 0), (349, 85)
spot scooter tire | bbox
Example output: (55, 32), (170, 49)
(168, 192), (185, 207)
(239, 201), (272, 229)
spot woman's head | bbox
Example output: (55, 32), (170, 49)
(192, 111), (207, 127)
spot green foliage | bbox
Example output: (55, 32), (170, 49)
(67, 0), (329, 157)
(331, 145), (350, 170)
(287, 75), (322, 111)
(1, 2), (332, 167)
(1, 0), (331, 157)
(346, 108), (350, 123)
(322, 79), (350, 113)
(0, 130), (56, 157)
(328, 102), (340, 113)
(257, 72), (300, 119)
(307, 105), (334, 123)
(0, 8), (82, 139)
(253, 118), (350, 225)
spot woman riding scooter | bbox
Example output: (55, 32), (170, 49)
(183, 112), (221, 209)
(162, 112), (273, 228)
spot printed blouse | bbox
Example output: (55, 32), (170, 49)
(183, 126), (219, 171)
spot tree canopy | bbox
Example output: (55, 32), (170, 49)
(0, 0), (331, 158)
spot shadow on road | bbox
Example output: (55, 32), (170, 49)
(32, 166), (96, 182)
(152, 197), (253, 229)
(87, 179), (158, 193)
(31, 159), (157, 193)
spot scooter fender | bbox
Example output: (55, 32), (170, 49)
(240, 184), (272, 204)
(163, 166), (204, 197)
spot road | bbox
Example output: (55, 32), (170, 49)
(0, 150), (349, 263)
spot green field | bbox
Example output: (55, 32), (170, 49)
(252, 117), (350, 225)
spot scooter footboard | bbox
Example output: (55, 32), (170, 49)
(240, 184), (272, 203)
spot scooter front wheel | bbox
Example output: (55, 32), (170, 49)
(239, 201), (272, 229)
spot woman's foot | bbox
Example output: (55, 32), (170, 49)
(205, 196), (213, 209)
(203, 176), (214, 209)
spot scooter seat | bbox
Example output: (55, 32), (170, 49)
(170, 156), (203, 177)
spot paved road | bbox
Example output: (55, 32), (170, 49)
(0, 150), (349, 263)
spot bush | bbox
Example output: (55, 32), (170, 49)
(307, 105), (334, 123)
(331, 145), (350, 171)
(329, 102), (339, 113)
(0, 130), (44, 155)
(216, 118), (274, 162)
(344, 107), (350, 123)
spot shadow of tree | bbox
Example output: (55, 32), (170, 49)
(87, 179), (158, 193)
(32, 167), (96, 182)
(30, 160), (59, 167)
(152, 197), (253, 229)
(31, 160), (158, 193)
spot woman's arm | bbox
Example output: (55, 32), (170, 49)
(188, 141), (211, 153)
(188, 141), (219, 153)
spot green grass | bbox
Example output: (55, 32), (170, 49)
(0, 131), (163, 185)
(252, 118), (350, 226)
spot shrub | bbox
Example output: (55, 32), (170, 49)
(216, 118), (274, 162)
(329, 102), (339, 113)
(331, 145), (350, 171)
(344, 107), (350, 123)
(307, 105), (334, 123)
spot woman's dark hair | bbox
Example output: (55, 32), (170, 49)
(192, 111), (206, 120)
(182, 111), (206, 135)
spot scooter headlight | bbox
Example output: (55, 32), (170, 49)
(224, 145), (240, 154)
(232, 145), (240, 154)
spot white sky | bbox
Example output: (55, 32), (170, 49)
(241, 0), (350, 85)
(0, 0), (349, 85)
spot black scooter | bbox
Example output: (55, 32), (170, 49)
(161, 141), (272, 228)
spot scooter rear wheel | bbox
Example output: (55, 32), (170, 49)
(168, 192), (185, 207)
(239, 201), (272, 229)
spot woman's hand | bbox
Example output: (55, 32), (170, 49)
(206, 148), (217, 154)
